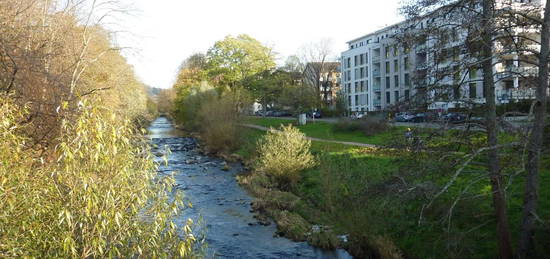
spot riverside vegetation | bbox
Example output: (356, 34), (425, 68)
(169, 34), (548, 258)
(0, 0), (198, 257)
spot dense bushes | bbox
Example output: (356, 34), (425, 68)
(175, 85), (250, 153)
(0, 98), (197, 258)
(256, 125), (316, 189)
(334, 117), (389, 137)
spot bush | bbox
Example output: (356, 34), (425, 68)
(256, 125), (316, 189)
(334, 117), (389, 137)
(197, 94), (242, 153)
(0, 98), (197, 258)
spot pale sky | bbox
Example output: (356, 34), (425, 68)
(112, 0), (403, 89)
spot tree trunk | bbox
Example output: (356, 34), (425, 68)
(518, 1), (550, 257)
(481, 1), (513, 258)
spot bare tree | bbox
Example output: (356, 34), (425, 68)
(298, 38), (338, 106)
(518, 0), (550, 257)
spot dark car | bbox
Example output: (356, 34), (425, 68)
(442, 113), (467, 123)
(272, 111), (292, 117)
(410, 113), (427, 123)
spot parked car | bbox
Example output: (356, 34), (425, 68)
(307, 111), (322, 118)
(272, 111), (292, 117)
(351, 113), (366, 120)
(410, 113), (427, 123)
(395, 112), (415, 122)
(442, 112), (467, 123)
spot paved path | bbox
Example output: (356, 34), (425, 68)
(241, 124), (378, 148)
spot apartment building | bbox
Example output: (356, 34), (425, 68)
(341, 0), (543, 114)
(302, 62), (342, 107)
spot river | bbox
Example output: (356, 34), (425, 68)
(148, 117), (352, 259)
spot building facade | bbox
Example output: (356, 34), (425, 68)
(303, 62), (342, 107)
(341, 0), (543, 114)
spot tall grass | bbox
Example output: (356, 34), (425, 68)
(0, 97), (197, 258)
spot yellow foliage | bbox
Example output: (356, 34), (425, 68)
(0, 97), (197, 258)
(256, 125), (316, 189)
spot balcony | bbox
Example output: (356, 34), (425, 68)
(496, 66), (538, 79)
(372, 55), (381, 63)
(373, 70), (381, 77)
(373, 83), (381, 92)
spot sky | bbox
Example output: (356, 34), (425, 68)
(111, 0), (403, 89)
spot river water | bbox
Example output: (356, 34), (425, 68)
(148, 117), (352, 259)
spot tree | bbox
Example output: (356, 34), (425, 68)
(298, 38), (338, 105)
(518, 0), (550, 256)
(282, 55), (305, 73)
(397, 0), (549, 257)
(205, 34), (276, 88)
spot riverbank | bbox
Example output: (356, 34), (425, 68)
(233, 119), (550, 258)
(151, 117), (352, 258)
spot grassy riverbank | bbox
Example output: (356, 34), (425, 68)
(245, 117), (405, 146)
(236, 120), (550, 258)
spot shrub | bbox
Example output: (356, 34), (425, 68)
(0, 98), (197, 258)
(256, 125), (316, 189)
(197, 94), (242, 153)
(334, 117), (389, 137)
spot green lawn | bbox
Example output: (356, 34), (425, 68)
(236, 118), (550, 258)
(245, 117), (406, 146)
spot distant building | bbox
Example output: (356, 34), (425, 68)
(302, 62), (341, 107)
(341, 0), (544, 114)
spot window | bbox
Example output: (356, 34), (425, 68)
(386, 92), (391, 103)
(355, 69), (359, 80)
(405, 90), (410, 100)
(347, 58), (351, 68)
(355, 82), (359, 92)
(404, 57), (410, 70)
(385, 47), (390, 58)
(469, 83), (477, 98)
(404, 74), (410, 87)
(394, 75), (399, 88)
(360, 67), (365, 78)
(360, 81), (364, 92)
(365, 80), (368, 92)
(394, 60), (399, 73)
(348, 96), (352, 106)
(365, 52), (369, 62)
(395, 91), (400, 101)
(354, 55), (358, 66)
(393, 46), (398, 56)
(469, 68), (478, 79)
(355, 95), (359, 105)
(360, 54), (364, 65)
(385, 62), (390, 73)
(386, 76), (390, 89)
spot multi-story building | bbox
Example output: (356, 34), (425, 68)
(341, 0), (543, 114)
(302, 62), (341, 107)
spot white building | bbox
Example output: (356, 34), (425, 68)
(341, 0), (543, 114)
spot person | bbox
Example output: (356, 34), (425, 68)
(405, 128), (413, 139)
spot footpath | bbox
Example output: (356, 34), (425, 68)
(241, 124), (378, 148)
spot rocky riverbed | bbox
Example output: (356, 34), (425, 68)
(148, 117), (352, 259)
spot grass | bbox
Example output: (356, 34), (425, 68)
(245, 117), (405, 146)
(235, 120), (550, 258)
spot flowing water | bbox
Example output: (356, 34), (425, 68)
(148, 117), (353, 259)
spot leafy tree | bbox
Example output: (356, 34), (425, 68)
(206, 34), (276, 88)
